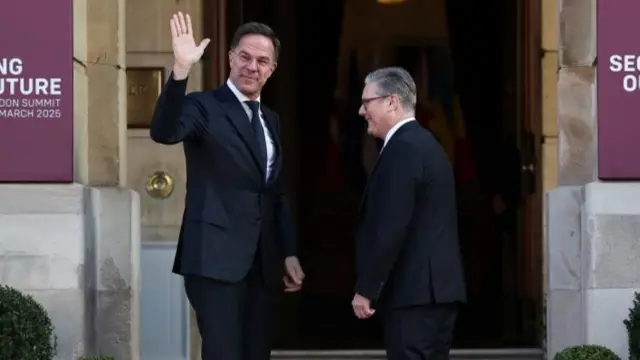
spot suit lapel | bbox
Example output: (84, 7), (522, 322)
(214, 85), (265, 178)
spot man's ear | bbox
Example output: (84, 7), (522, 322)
(388, 95), (398, 111)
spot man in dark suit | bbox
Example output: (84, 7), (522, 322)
(351, 67), (466, 360)
(150, 13), (304, 360)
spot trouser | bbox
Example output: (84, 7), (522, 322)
(384, 303), (458, 360)
(184, 250), (275, 360)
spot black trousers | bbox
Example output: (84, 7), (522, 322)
(184, 252), (275, 360)
(384, 304), (458, 360)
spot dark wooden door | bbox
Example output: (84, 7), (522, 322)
(203, 0), (229, 89)
(518, 0), (543, 345)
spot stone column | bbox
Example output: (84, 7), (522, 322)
(540, 0), (559, 345)
(74, 0), (128, 186)
(557, 0), (597, 185)
(76, 1), (141, 359)
(547, 0), (597, 356)
(541, 0), (559, 192)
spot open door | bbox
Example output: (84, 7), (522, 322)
(518, 0), (543, 344)
(202, 0), (545, 353)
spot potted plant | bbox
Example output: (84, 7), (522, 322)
(0, 285), (57, 360)
(624, 291), (640, 360)
(553, 344), (619, 360)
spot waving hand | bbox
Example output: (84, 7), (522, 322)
(170, 12), (210, 80)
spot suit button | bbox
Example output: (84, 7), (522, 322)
(254, 217), (261, 224)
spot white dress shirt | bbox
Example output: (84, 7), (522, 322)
(226, 79), (275, 180)
(381, 117), (416, 152)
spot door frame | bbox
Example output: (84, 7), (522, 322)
(203, 0), (545, 349)
(518, 0), (544, 344)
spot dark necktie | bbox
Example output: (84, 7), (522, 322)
(245, 100), (267, 171)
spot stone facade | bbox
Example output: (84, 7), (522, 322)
(557, 0), (597, 185)
(0, 0), (635, 359)
(0, 0), (139, 359)
(546, 183), (640, 359)
(545, 0), (640, 359)
(73, 0), (127, 186)
(0, 186), (140, 360)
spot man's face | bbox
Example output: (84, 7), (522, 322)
(228, 35), (276, 98)
(358, 82), (390, 138)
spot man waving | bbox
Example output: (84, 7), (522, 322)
(150, 12), (304, 360)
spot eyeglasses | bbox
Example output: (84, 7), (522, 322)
(361, 95), (389, 109)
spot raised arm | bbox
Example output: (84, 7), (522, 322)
(149, 76), (208, 144)
(149, 12), (210, 144)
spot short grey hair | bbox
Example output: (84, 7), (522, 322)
(364, 67), (417, 114)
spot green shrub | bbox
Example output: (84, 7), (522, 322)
(624, 291), (640, 360)
(553, 344), (619, 360)
(0, 285), (57, 360)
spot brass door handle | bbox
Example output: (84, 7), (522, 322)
(146, 171), (174, 199)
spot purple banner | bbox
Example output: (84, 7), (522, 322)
(0, 0), (73, 182)
(598, 0), (640, 180)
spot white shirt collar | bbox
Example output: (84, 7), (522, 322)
(382, 117), (415, 149)
(226, 78), (261, 104)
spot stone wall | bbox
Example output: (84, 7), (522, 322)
(0, 185), (87, 359)
(546, 0), (596, 357)
(557, 0), (597, 186)
(73, 0), (127, 186)
(546, 1), (640, 359)
(541, 0), (559, 192)
(0, 185), (140, 360)
(547, 183), (640, 359)
(0, 1), (136, 358)
(88, 188), (141, 359)
(546, 186), (585, 356)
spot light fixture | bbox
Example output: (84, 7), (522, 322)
(377, 0), (406, 4)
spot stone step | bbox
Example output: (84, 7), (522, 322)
(271, 349), (545, 360)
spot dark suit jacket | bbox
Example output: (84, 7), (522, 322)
(355, 120), (466, 308)
(149, 75), (296, 287)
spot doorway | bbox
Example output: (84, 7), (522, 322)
(204, 0), (543, 350)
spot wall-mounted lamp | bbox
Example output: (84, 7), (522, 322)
(377, 0), (405, 4)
